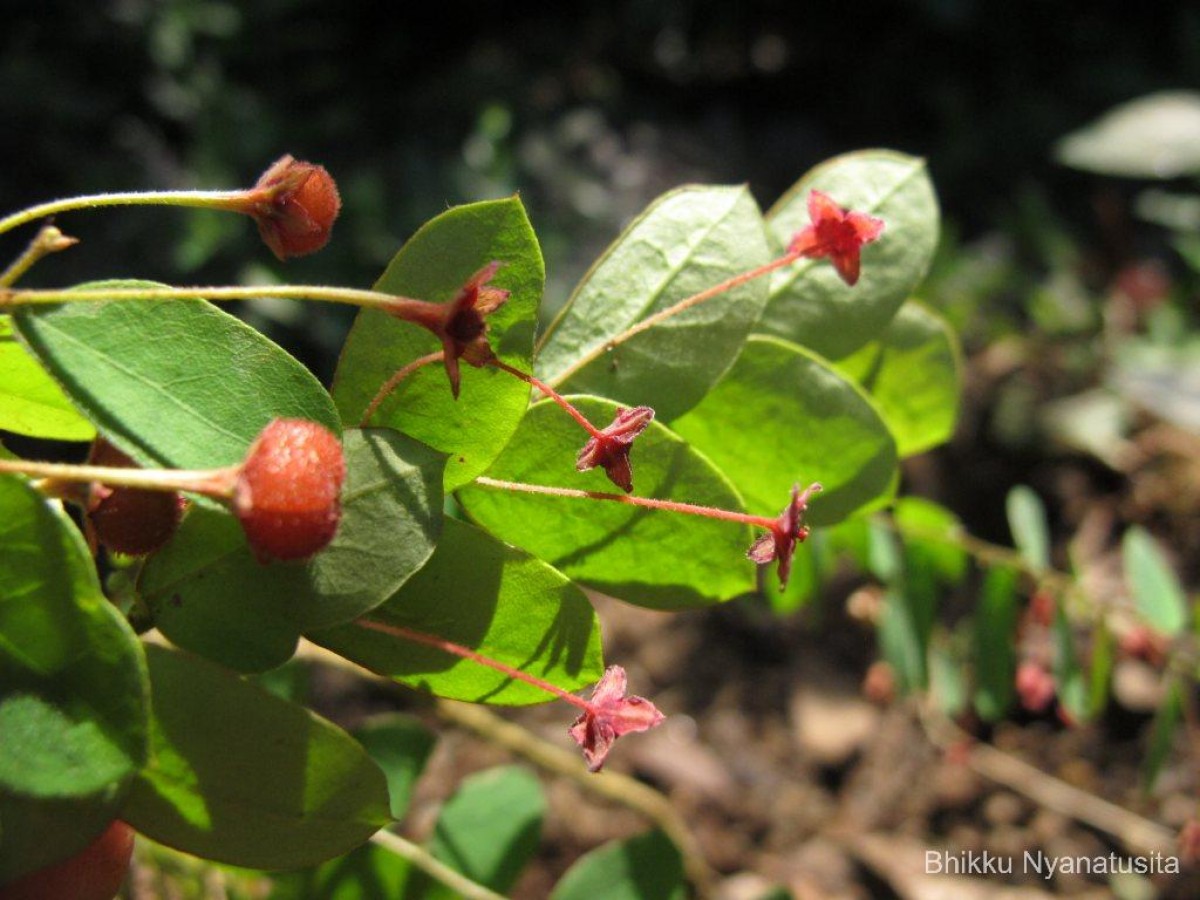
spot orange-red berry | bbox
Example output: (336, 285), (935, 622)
(234, 419), (345, 562)
(0, 819), (134, 900)
(86, 440), (182, 556)
(249, 155), (341, 260)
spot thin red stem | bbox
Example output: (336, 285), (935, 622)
(360, 350), (446, 427)
(354, 619), (593, 712)
(472, 475), (777, 530)
(489, 359), (604, 439)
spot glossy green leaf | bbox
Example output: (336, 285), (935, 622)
(353, 715), (437, 819)
(1006, 485), (1051, 572)
(1123, 526), (1188, 636)
(973, 566), (1019, 721)
(535, 185), (771, 421)
(0, 789), (125, 883)
(459, 396), (755, 608)
(0, 316), (94, 440)
(13, 281), (339, 469)
(0, 475), (149, 799)
(550, 830), (686, 900)
(122, 644), (391, 869)
(140, 429), (444, 672)
(332, 198), (543, 491)
(833, 301), (962, 456)
(310, 518), (603, 705)
(268, 842), (413, 899)
(1142, 680), (1183, 793)
(423, 766), (543, 897)
(759, 150), (939, 359)
(673, 336), (898, 526)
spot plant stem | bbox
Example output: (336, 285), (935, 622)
(0, 283), (439, 319)
(0, 225), (78, 287)
(545, 249), (802, 388)
(0, 189), (258, 238)
(353, 619), (593, 712)
(360, 350), (445, 427)
(0, 459), (239, 498)
(488, 358), (603, 438)
(369, 829), (508, 900)
(473, 475), (776, 530)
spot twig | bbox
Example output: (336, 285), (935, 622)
(369, 829), (508, 900)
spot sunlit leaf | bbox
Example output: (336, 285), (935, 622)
(1123, 526), (1188, 636)
(0, 315), (94, 440)
(550, 830), (686, 900)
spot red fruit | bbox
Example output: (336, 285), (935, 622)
(0, 819), (134, 900)
(86, 440), (182, 556)
(234, 419), (345, 562)
(249, 154), (341, 259)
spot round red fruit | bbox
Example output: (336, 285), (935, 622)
(0, 819), (134, 900)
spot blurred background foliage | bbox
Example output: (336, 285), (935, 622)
(2, 1), (1198, 545)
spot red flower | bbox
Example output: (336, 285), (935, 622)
(576, 406), (655, 493)
(788, 190), (884, 286)
(569, 666), (665, 772)
(249, 155), (341, 260)
(746, 482), (821, 590)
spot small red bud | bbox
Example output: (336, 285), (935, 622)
(249, 155), (341, 260)
(0, 819), (134, 900)
(86, 440), (182, 556)
(234, 419), (346, 562)
(1015, 661), (1056, 714)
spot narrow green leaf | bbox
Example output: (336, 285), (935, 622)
(674, 336), (897, 526)
(878, 588), (924, 694)
(833, 301), (962, 456)
(353, 715), (437, 819)
(1123, 527), (1188, 636)
(0, 315), (94, 440)
(1053, 604), (1089, 723)
(310, 518), (604, 705)
(536, 185), (771, 421)
(0, 475), (149, 799)
(1088, 620), (1115, 719)
(1006, 485), (1051, 572)
(760, 150), (940, 359)
(459, 396), (755, 608)
(0, 790), (126, 883)
(331, 197), (543, 490)
(550, 830), (686, 900)
(930, 641), (968, 718)
(140, 429), (444, 672)
(1143, 680), (1183, 793)
(13, 281), (339, 470)
(424, 766), (544, 897)
(973, 566), (1019, 721)
(122, 644), (392, 869)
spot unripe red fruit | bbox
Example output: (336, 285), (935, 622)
(86, 440), (182, 556)
(0, 819), (133, 900)
(250, 155), (341, 260)
(234, 419), (345, 562)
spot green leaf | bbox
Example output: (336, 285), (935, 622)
(0, 475), (149, 799)
(1142, 680), (1183, 793)
(972, 566), (1019, 721)
(535, 185), (771, 421)
(672, 336), (898, 526)
(833, 301), (962, 456)
(0, 315), (94, 440)
(759, 150), (940, 359)
(460, 396), (754, 607)
(13, 281), (339, 469)
(1123, 527), (1188, 636)
(1055, 91), (1200, 179)
(878, 587), (924, 693)
(332, 197), (543, 491)
(930, 641), (968, 718)
(310, 518), (604, 705)
(1053, 604), (1089, 723)
(353, 715), (437, 819)
(1006, 485), (1051, 572)
(122, 644), (391, 869)
(268, 842), (413, 899)
(892, 497), (968, 584)
(140, 429), (444, 672)
(0, 790), (126, 883)
(550, 830), (686, 900)
(424, 766), (543, 897)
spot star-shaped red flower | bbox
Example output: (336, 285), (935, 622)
(787, 190), (885, 286)
(576, 406), (655, 493)
(746, 482), (821, 590)
(569, 665), (665, 772)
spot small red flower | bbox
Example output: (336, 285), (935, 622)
(248, 155), (341, 260)
(576, 406), (655, 493)
(569, 666), (665, 772)
(746, 482), (821, 590)
(788, 190), (885, 286)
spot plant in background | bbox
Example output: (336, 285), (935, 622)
(8, 144), (1181, 897)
